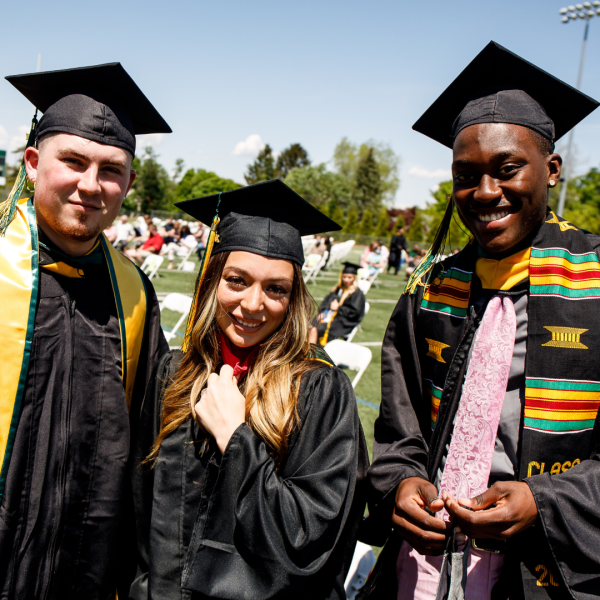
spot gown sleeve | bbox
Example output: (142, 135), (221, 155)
(181, 365), (366, 599)
(127, 350), (179, 600)
(364, 291), (430, 543)
(526, 456), (600, 594)
(117, 272), (169, 598)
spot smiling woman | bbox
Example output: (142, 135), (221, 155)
(131, 180), (369, 600)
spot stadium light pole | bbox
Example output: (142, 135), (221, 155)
(556, 3), (598, 216)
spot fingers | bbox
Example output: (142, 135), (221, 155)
(392, 514), (448, 556)
(219, 364), (235, 381)
(459, 486), (500, 510)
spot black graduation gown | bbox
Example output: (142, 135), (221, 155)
(130, 350), (369, 600)
(0, 245), (168, 600)
(318, 289), (366, 340)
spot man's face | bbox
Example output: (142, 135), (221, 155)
(25, 133), (136, 246)
(120, 215), (128, 224)
(452, 123), (561, 253)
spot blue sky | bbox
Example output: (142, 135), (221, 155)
(1, 0), (599, 208)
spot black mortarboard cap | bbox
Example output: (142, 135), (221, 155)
(413, 41), (599, 149)
(175, 179), (341, 266)
(6, 63), (172, 155)
(342, 262), (360, 275)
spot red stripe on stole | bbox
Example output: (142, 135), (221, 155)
(526, 399), (600, 411)
(530, 265), (600, 281)
(427, 283), (470, 301)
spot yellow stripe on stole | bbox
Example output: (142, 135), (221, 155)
(476, 248), (530, 290)
(526, 388), (600, 402)
(101, 236), (147, 408)
(525, 408), (599, 421)
(0, 198), (37, 486)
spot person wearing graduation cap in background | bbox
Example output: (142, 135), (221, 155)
(130, 179), (369, 600)
(360, 42), (600, 600)
(0, 64), (171, 599)
(309, 261), (366, 346)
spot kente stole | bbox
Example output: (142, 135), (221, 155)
(0, 198), (148, 501)
(418, 211), (600, 594)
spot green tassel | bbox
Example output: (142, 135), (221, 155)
(0, 114), (38, 237)
(404, 194), (454, 295)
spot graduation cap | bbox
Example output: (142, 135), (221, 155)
(342, 262), (360, 275)
(175, 179), (341, 267)
(413, 41), (599, 149)
(6, 62), (172, 155)
(176, 179), (341, 352)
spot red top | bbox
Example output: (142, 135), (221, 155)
(217, 331), (260, 382)
(142, 233), (164, 252)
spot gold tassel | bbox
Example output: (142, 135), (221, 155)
(0, 114), (38, 237)
(404, 194), (454, 295)
(181, 193), (224, 352)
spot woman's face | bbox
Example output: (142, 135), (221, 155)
(342, 273), (355, 288)
(217, 251), (295, 348)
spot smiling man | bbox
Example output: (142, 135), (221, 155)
(361, 43), (600, 600)
(0, 64), (170, 599)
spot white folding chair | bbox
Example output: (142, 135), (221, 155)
(345, 541), (376, 600)
(324, 339), (372, 388)
(176, 243), (198, 271)
(346, 302), (370, 343)
(160, 293), (193, 343)
(140, 254), (164, 280)
(302, 251), (328, 284)
(357, 279), (371, 295)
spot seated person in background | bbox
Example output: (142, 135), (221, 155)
(114, 214), (136, 250)
(310, 234), (327, 256)
(104, 222), (118, 243)
(404, 247), (427, 278)
(163, 224), (197, 269)
(309, 262), (366, 345)
(161, 216), (176, 243)
(360, 241), (378, 268)
(366, 242), (388, 276)
(194, 222), (208, 260)
(124, 223), (164, 266)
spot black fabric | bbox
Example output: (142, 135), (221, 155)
(6, 63), (172, 155)
(363, 220), (600, 599)
(130, 350), (369, 600)
(342, 262), (361, 275)
(174, 180), (341, 266)
(412, 41), (599, 148)
(0, 241), (168, 599)
(452, 88), (555, 143)
(319, 289), (366, 340)
(388, 234), (407, 272)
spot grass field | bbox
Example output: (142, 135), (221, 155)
(153, 246), (405, 464)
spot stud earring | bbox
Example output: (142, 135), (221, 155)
(549, 180), (556, 187)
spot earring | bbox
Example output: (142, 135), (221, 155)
(548, 179), (556, 187)
(26, 178), (35, 194)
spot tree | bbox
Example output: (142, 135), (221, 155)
(393, 213), (406, 232)
(359, 208), (375, 235)
(284, 164), (353, 212)
(329, 202), (346, 229)
(352, 148), (382, 215)
(424, 180), (471, 248)
(332, 137), (400, 204)
(172, 158), (185, 184)
(374, 207), (391, 237)
(128, 147), (175, 213)
(408, 210), (426, 242)
(245, 144), (276, 184)
(344, 207), (359, 233)
(276, 143), (310, 179)
(174, 168), (241, 204)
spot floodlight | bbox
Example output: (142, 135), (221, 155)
(588, 9), (595, 15)
(576, 3), (584, 8)
(571, 12), (578, 18)
(560, 6), (569, 12)
(583, 1), (591, 7)
(594, 1), (600, 7)
(568, 4), (576, 9)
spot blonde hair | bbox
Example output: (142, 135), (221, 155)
(148, 251), (324, 465)
(330, 273), (358, 304)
